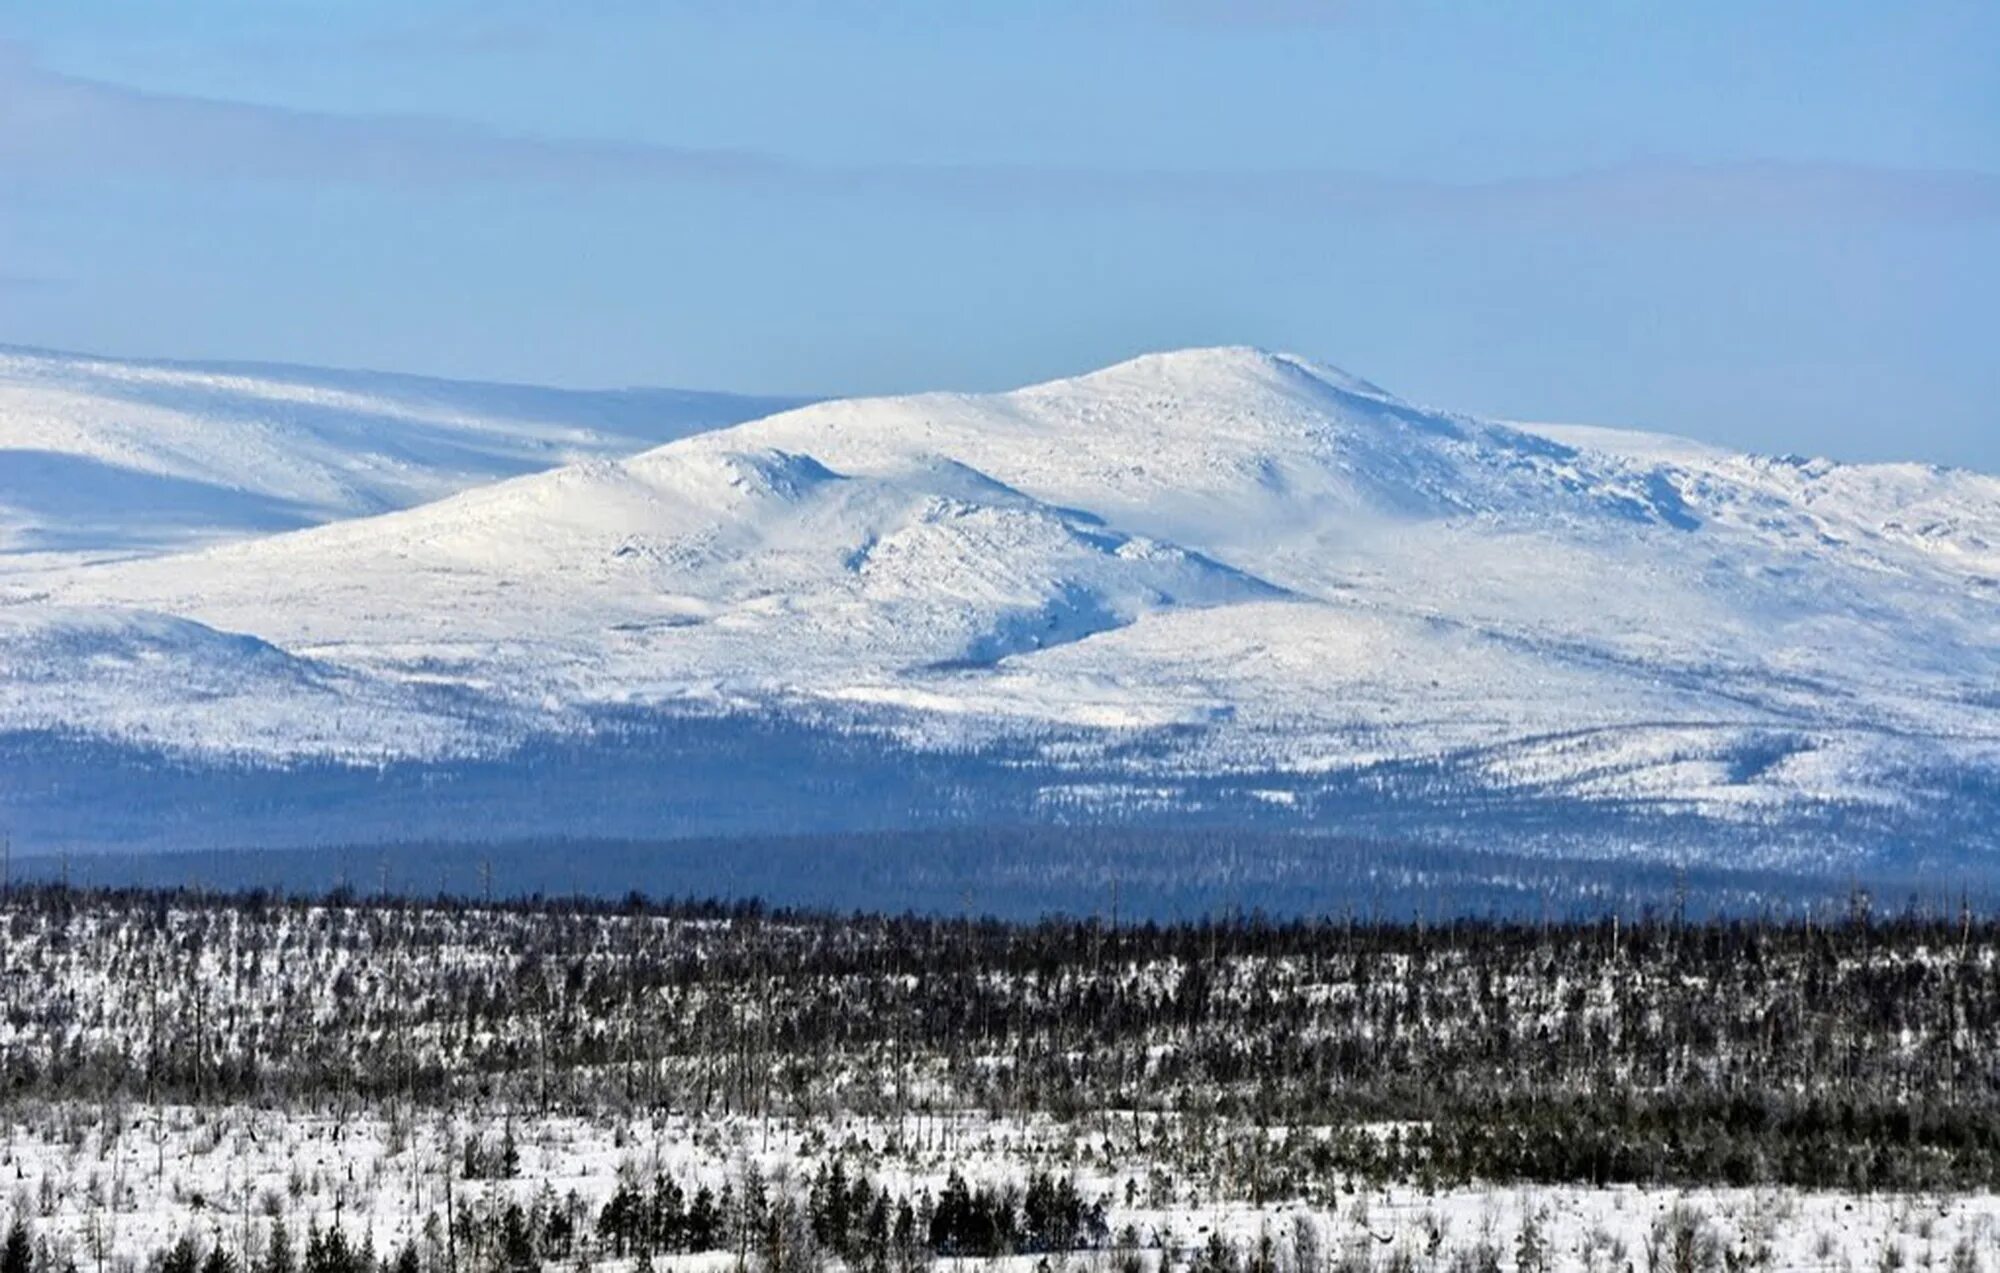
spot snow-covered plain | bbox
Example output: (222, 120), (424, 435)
(4, 1107), (1996, 1273)
(2, 345), (1996, 861)
(3, 890), (1993, 1272)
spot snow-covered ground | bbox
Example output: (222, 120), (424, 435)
(2, 1106), (1994, 1273)
(3, 891), (1994, 1272)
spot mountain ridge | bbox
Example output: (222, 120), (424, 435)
(0, 341), (808, 559)
(2, 343), (1996, 869)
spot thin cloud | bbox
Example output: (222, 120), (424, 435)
(1151, 0), (1360, 28)
(0, 42), (794, 188)
(1, 43), (1994, 226)
(0, 266), (63, 293)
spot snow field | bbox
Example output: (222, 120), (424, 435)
(2, 1107), (1995, 1273)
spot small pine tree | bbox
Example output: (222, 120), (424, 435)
(162, 1237), (203, 1273)
(265, 1219), (297, 1273)
(2, 1221), (33, 1273)
(301, 1226), (328, 1273)
(1514, 1209), (1546, 1273)
(501, 1204), (535, 1273)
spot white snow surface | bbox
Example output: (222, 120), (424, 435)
(5, 344), (1998, 823)
(5, 1105), (1994, 1273)
(0, 343), (803, 561)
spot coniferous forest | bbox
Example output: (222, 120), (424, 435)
(2, 883), (1999, 1271)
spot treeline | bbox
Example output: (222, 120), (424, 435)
(0, 1161), (1111, 1273)
(1, 1215), (402, 1273)
(1, 882), (1998, 1191)
(0, 1183), (1864, 1273)
(19, 822), (1981, 923)
(597, 1163), (1105, 1267)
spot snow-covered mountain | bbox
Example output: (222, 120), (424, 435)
(3, 345), (1997, 867)
(0, 343), (805, 560)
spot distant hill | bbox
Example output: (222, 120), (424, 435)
(3, 344), (1996, 876)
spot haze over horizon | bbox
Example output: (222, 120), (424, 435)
(0, 2), (1995, 469)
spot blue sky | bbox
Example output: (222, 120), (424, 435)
(0, 2), (1995, 466)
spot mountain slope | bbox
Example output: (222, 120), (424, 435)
(0, 343), (805, 559)
(43, 438), (1279, 710)
(5, 346), (1998, 865)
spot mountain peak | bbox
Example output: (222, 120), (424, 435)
(1043, 346), (1400, 405)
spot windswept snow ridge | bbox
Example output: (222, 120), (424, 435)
(0, 343), (805, 559)
(3, 345), (1997, 864)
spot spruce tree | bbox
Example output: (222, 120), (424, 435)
(265, 1219), (297, 1273)
(2, 1221), (33, 1273)
(162, 1237), (202, 1273)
